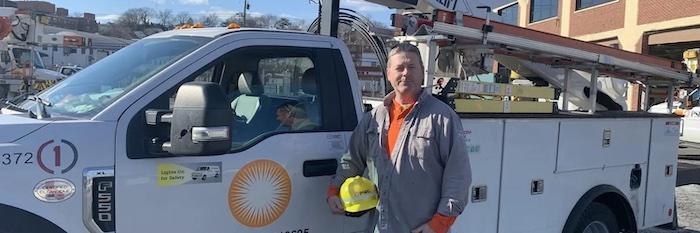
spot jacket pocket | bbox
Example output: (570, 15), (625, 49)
(410, 125), (434, 160)
(366, 127), (382, 158)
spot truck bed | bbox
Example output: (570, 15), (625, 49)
(459, 111), (680, 119)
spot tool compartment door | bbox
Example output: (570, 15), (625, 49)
(644, 118), (679, 227)
(450, 119), (503, 233)
(498, 119), (559, 233)
(556, 119), (649, 172)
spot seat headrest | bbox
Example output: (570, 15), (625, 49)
(238, 72), (262, 95)
(301, 68), (317, 95)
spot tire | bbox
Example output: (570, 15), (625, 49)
(567, 202), (620, 233)
(202, 175), (206, 181)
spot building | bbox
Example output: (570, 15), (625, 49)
(13, 0), (98, 33)
(493, 0), (700, 109)
(36, 26), (132, 68)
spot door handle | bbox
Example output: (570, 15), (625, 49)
(303, 159), (338, 177)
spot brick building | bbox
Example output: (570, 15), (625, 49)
(13, 1), (98, 33)
(494, 0), (700, 109)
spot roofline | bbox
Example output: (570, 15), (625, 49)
(494, 1), (518, 12)
(147, 27), (315, 39)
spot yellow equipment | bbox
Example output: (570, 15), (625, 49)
(684, 49), (699, 74)
(339, 176), (378, 217)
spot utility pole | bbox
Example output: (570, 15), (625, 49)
(242, 0), (250, 27)
(319, 0), (339, 37)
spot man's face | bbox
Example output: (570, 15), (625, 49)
(276, 109), (293, 126)
(387, 51), (423, 97)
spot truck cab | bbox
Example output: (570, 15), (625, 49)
(0, 27), (367, 233)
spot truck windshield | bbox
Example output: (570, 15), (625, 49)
(20, 36), (211, 119)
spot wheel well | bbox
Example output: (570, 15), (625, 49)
(563, 185), (638, 233)
(0, 203), (66, 233)
(593, 192), (637, 232)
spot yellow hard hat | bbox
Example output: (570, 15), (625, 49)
(339, 176), (378, 217)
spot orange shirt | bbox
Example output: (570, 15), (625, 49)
(386, 101), (415, 157)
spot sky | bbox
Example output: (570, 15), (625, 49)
(45, 0), (512, 26)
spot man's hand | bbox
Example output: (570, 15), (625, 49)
(327, 195), (345, 214)
(411, 223), (436, 233)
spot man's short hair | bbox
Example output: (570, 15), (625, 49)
(387, 42), (424, 70)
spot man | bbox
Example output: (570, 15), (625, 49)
(275, 102), (319, 131)
(327, 43), (471, 233)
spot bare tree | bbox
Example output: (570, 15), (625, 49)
(174, 12), (193, 26)
(200, 13), (220, 27)
(156, 9), (174, 28)
(99, 22), (132, 39)
(222, 13), (243, 25)
(136, 8), (155, 25)
(274, 18), (291, 30)
(118, 7), (154, 28)
(117, 9), (139, 28)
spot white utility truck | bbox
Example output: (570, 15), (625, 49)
(0, 6), (66, 100)
(0, 4), (694, 233)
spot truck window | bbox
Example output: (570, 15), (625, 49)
(227, 53), (323, 149)
(127, 46), (351, 158)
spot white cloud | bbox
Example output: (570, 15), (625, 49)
(279, 14), (302, 20)
(199, 6), (239, 19)
(180, 0), (208, 5)
(247, 11), (264, 17)
(341, 0), (387, 12)
(96, 14), (120, 23)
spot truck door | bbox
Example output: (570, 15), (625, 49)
(114, 40), (359, 233)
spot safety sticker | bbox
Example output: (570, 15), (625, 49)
(327, 134), (345, 152)
(157, 162), (222, 187)
(665, 121), (681, 136)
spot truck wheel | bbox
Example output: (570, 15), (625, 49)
(202, 175), (206, 181)
(568, 202), (619, 233)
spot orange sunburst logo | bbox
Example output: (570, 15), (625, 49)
(228, 159), (292, 228)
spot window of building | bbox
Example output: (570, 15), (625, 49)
(498, 3), (519, 25)
(63, 47), (77, 56)
(529, 0), (558, 23)
(576, 0), (614, 10)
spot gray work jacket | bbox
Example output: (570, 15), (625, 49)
(331, 89), (471, 233)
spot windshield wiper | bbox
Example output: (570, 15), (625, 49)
(2, 99), (28, 113)
(26, 95), (52, 119)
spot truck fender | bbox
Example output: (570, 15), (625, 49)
(0, 203), (66, 233)
(562, 184), (638, 233)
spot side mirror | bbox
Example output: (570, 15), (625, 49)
(161, 81), (233, 156)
